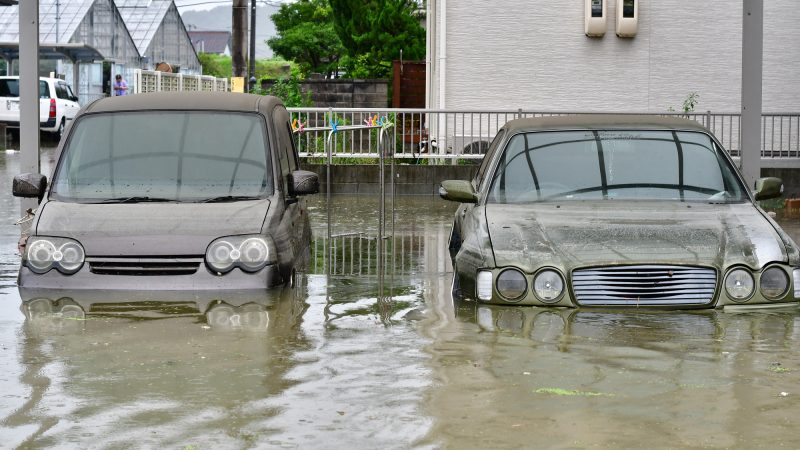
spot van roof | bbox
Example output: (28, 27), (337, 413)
(83, 91), (284, 114)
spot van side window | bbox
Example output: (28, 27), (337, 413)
(285, 122), (298, 172)
(272, 106), (293, 193)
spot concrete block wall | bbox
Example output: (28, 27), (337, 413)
(303, 80), (389, 108)
(259, 79), (389, 108)
(301, 163), (476, 196)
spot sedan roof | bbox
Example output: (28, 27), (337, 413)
(83, 92), (283, 114)
(503, 114), (709, 133)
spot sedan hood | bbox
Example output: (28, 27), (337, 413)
(486, 202), (787, 271)
(35, 200), (270, 256)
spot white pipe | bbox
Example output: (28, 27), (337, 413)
(438, 0), (446, 157)
(425, 0), (432, 110)
(438, 0), (446, 111)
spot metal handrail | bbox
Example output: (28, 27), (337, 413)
(288, 108), (800, 165)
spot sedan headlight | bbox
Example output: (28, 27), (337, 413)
(793, 269), (800, 299)
(724, 268), (755, 302)
(476, 270), (493, 301)
(760, 266), (789, 300)
(533, 269), (564, 303)
(205, 235), (276, 274)
(25, 236), (85, 275)
(496, 268), (527, 301)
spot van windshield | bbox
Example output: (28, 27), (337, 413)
(51, 111), (273, 203)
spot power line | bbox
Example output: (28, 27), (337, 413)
(174, 0), (288, 7)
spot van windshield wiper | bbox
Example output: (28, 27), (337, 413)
(198, 195), (264, 203)
(94, 196), (176, 204)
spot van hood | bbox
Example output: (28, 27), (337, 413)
(486, 202), (789, 271)
(35, 200), (270, 256)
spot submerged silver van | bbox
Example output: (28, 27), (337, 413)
(13, 92), (319, 292)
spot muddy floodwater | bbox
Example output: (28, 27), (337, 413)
(2, 148), (800, 449)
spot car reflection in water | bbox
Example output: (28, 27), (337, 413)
(19, 282), (306, 334)
(462, 300), (800, 353)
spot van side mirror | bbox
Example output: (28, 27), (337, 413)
(290, 170), (319, 196)
(13, 173), (47, 201)
(439, 180), (478, 203)
(754, 177), (783, 201)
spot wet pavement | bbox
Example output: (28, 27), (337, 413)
(2, 148), (800, 449)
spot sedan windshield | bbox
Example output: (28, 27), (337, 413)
(51, 111), (272, 202)
(487, 130), (746, 203)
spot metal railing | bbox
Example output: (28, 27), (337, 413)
(288, 108), (800, 165)
(309, 225), (453, 276)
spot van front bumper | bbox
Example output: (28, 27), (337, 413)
(17, 263), (284, 291)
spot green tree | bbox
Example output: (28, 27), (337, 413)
(329, 0), (425, 78)
(267, 0), (344, 78)
(198, 53), (232, 78)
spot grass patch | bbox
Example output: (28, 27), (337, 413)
(758, 197), (785, 211)
(534, 387), (614, 397)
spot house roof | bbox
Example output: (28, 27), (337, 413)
(0, 42), (105, 62)
(116, 0), (172, 53)
(188, 31), (230, 54)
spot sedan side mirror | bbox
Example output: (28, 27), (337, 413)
(290, 170), (319, 196)
(754, 177), (783, 201)
(439, 180), (478, 203)
(13, 173), (47, 201)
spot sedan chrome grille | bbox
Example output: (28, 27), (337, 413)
(572, 265), (717, 306)
(88, 257), (202, 276)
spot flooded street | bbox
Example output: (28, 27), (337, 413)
(2, 148), (800, 449)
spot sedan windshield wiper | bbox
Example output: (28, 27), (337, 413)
(198, 195), (264, 203)
(94, 196), (176, 204)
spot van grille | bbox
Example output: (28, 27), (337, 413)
(87, 257), (202, 276)
(572, 265), (717, 306)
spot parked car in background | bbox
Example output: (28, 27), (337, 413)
(440, 115), (799, 309)
(0, 76), (80, 139)
(12, 92), (319, 299)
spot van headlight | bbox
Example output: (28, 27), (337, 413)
(25, 236), (85, 275)
(205, 235), (276, 274)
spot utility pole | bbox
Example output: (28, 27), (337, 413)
(248, 0), (257, 91)
(741, 0), (763, 189)
(19, 0), (40, 216)
(232, 0), (247, 77)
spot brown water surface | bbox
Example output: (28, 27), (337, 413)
(1, 148), (800, 448)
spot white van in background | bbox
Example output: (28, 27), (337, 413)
(0, 76), (81, 140)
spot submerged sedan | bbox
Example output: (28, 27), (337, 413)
(440, 115), (799, 309)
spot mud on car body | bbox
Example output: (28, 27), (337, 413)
(13, 92), (319, 293)
(440, 115), (800, 309)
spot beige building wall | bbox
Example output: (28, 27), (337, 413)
(427, 1), (800, 112)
